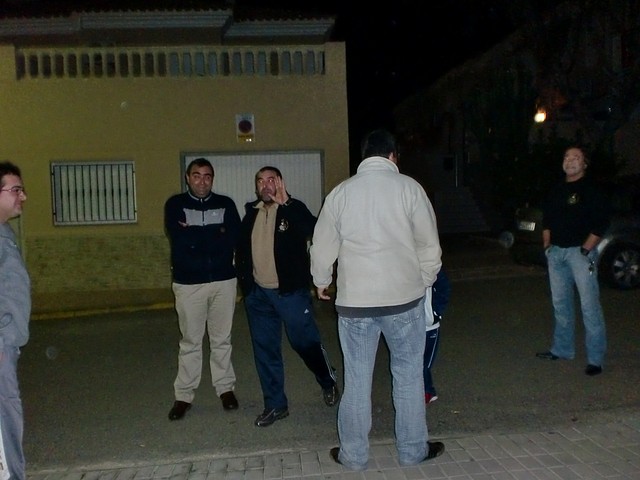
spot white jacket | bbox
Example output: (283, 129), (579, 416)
(310, 156), (441, 308)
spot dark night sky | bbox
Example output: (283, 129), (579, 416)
(0, 0), (557, 153)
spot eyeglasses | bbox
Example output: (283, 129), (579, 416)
(0, 185), (26, 195)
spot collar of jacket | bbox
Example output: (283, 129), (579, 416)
(187, 190), (212, 202)
(357, 156), (399, 174)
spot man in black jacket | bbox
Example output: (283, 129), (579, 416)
(236, 166), (338, 427)
(165, 158), (241, 420)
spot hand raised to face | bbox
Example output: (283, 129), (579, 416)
(256, 169), (289, 205)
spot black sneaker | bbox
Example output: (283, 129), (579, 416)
(585, 364), (602, 376)
(254, 407), (289, 427)
(323, 384), (340, 406)
(329, 447), (341, 464)
(536, 351), (559, 360)
(423, 441), (445, 461)
(168, 400), (191, 421)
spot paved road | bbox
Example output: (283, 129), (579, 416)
(20, 235), (640, 475)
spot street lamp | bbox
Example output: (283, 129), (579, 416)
(534, 108), (546, 123)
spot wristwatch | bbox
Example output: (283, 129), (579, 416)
(580, 247), (590, 256)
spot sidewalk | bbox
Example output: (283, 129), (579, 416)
(27, 413), (640, 479)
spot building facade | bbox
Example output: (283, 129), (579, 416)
(0, 9), (349, 315)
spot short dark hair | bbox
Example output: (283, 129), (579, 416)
(186, 158), (214, 175)
(360, 129), (397, 160)
(255, 165), (283, 182)
(0, 161), (22, 187)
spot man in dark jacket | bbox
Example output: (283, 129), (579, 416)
(236, 166), (338, 427)
(165, 158), (241, 420)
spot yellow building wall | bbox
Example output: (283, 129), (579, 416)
(0, 43), (350, 316)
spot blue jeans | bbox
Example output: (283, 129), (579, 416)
(336, 299), (428, 470)
(546, 246), (606, 366)
(0, 346), (25, 480)
(244, 285), (336, 410)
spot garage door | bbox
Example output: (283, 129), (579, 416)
(182, 151), (324, 216)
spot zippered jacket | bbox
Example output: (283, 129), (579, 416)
(311, 156), (442, 308)
(236, 198), (316, 295)
(164, 191), (241, 284)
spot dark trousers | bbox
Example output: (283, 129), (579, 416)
(423, 326), (440, 396)
(244, 285), (336, 410)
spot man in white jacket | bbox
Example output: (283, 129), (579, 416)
(310, 129), (443, 471)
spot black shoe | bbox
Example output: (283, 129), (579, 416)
(329, 447), (341, 464)
(536, 351), (559, 360)
(254, 407), (289, 427)
(168, 400), (191, 420)
(423, 441), (445, 461)
(220, 391), (239, 410)
(585, 364), (602, 376)
(323, 384), (340, 407)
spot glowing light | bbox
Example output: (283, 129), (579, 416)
(534, 109), (546, 123)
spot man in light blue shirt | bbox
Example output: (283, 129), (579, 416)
(0, 161), (31, 480)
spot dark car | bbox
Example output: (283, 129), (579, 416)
(509, 175), (640, 290)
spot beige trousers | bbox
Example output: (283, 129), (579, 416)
(172, 278), (237, 402)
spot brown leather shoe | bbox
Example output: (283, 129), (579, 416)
(168, 400), (191, 420)
(220, 391), (239, 410)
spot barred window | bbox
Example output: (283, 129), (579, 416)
(51, 161), (137, 225)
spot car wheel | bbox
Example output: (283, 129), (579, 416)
(599, 243), (640, 290)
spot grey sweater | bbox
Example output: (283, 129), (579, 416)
(0, 223), (31, 349)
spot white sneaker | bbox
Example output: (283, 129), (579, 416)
(425, 393), (438, 404)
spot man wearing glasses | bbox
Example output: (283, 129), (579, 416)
(0, 161), (30, 480)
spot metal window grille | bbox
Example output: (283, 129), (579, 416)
(51, 161), (137, 225)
